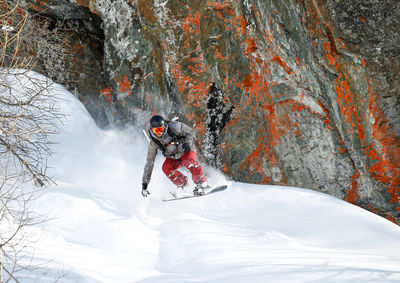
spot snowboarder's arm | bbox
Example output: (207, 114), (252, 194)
(142, 141), (158, 184)
(179, 122), (195, 148)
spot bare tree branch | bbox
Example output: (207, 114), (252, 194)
(1, 1), (68, 281)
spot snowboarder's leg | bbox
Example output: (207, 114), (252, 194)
(162, 158), (188, 187)
(180, 151), (207, 184)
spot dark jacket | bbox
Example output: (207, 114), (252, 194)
(142, 121), (195, 184)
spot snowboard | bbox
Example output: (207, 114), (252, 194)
(163, 185), (228, 202)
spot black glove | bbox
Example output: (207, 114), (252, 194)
(182, 143), (191, 153)
(142, 183), (150, 197)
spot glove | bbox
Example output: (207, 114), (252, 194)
(142, 183), (150, 197)
(182, 143), (191, 153)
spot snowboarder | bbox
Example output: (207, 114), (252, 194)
(141, 115), (209, 197)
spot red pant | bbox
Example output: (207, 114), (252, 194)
(162, 150), (206, 187)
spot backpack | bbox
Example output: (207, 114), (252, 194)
(149, 121), (185, 155)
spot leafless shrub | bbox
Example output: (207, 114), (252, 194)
(0, 1), (66, 281)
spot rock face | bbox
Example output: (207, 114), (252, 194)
(26, 0), (110, 127)
(32, 0), (400, 223)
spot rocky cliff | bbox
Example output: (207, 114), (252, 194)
(28, 0), (400, 223)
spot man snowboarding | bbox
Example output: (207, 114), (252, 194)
(141, 115), (209, 197)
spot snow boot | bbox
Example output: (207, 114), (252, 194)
(193, 181), (209, 196)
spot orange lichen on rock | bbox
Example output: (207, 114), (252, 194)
(346, 169), (360, 204)
(271, 55), (293, 75)
(100, 87), (112, 104)
(114, 76), (132, 95)
(182, 10), (201, 36)
(367, 87), (400, 203)
(334, 73), (353, 123)
(207, 0), (235, 16)
(216, 46), (224, 59)
(75, 0), (89, 7)
(240, 143), (269, 179)
(235, 15), (247, 35)
(245, 38), (257, 54)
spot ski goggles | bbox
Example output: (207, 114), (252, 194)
(152, 125), (165, 135)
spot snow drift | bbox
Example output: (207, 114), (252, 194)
(17, 72), (400, 282)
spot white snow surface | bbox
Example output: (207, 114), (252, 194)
(20, 73), (400, 282)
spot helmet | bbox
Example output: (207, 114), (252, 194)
(150, 115), (165, 128)
(150, 115), (166, 136)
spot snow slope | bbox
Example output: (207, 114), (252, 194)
(22, 75), (400, 282)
